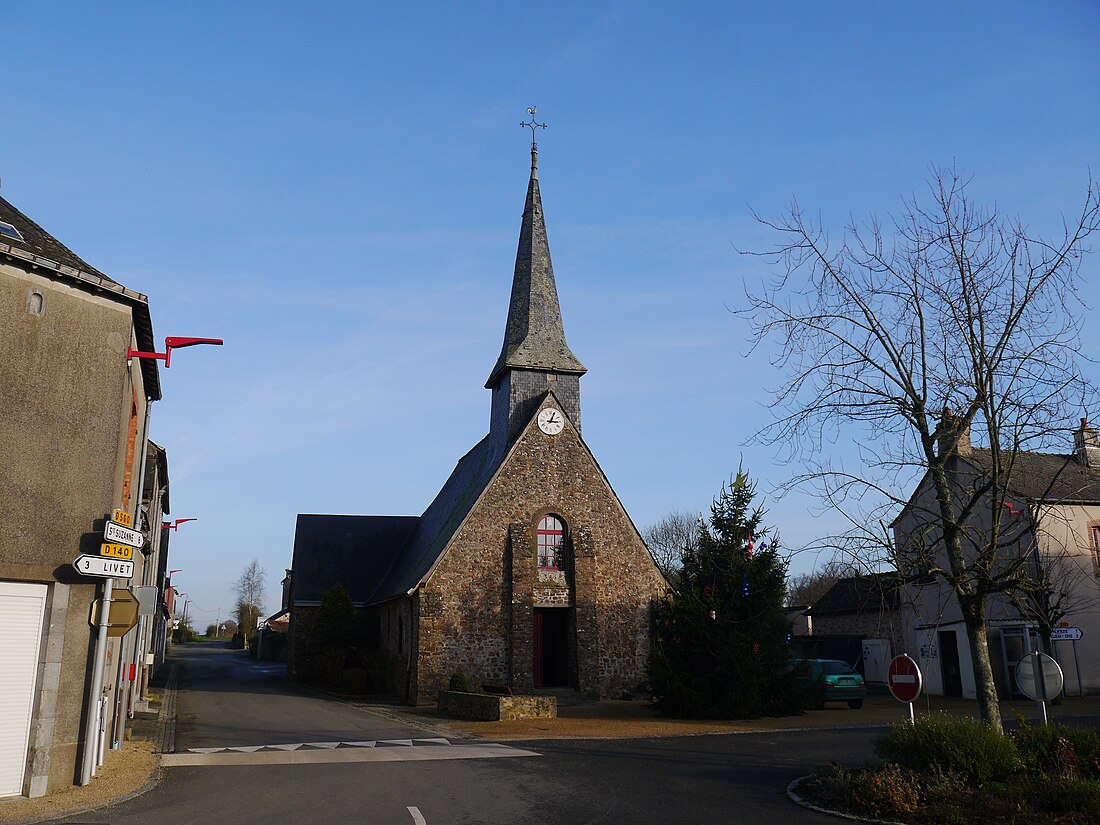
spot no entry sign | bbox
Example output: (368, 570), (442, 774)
(888, 654), (923, 703)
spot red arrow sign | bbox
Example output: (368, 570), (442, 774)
(888, 654), (923, 703)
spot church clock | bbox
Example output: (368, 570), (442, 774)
(537, 408), (564, 435)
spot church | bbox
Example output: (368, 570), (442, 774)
(287, 131), (668, 704)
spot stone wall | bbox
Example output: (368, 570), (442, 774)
(416, 394), (667, 703)
(437, 690), (556, 721)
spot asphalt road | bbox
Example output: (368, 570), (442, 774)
(54, 645), (877, 825)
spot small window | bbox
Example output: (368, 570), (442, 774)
(0, 220), (24, 241)
(537, 514), (565, 570)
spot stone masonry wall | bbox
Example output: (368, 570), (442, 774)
(417, 395), (668, 702)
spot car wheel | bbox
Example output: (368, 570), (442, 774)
(847, 699), (863, 709)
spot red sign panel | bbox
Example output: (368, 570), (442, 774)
(888, 654), (922, 703)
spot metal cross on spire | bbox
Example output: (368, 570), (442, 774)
(520, 106), (547, 149)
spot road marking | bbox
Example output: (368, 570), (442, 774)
(408, 806), (426, 825)
(185, 738), (449, 754)
(162, 742), (539, 767)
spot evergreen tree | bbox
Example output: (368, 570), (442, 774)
(650, 471), (801, 718)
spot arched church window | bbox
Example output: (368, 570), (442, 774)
(537, 514), (566, 570)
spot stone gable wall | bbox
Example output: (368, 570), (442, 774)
(417, 397), (667, 702)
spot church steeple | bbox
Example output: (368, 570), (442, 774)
(486, 144), (586, 387)
(487, 112), (586, 447)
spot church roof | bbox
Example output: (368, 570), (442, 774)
(290, 514), (420, 604)
(486, 150), (585, 387)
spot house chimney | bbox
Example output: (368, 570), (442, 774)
(938, 407), (972, 457)
(1074, 417), (1100, 468)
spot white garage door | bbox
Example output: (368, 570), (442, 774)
(0, 582), (47, 797)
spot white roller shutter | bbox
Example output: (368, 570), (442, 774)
(0, 582), (47, 797)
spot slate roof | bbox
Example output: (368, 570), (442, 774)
(0, 195), (115, 281)
(966, 449), (1100, 503)
(290, 514), (420, 603)
(486, 152), (585, 387)
(806, 573), (902, 617)
(369, 435), (507, 603)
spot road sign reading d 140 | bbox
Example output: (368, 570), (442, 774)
(73, 554), (134, 579)
(888, 654), (923, 703)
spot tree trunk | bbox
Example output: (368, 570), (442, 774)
(963, 607), (1002, 730)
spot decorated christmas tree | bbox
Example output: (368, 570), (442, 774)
(650, 471), (802, 718)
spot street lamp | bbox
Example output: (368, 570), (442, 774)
(162, 518), (198, 531)
(127, 336), (224, 368)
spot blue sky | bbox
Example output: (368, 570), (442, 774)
(4, 2), (1098, 622)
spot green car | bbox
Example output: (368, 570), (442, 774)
(793, 658), (867, 709)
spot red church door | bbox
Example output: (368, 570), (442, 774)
(533, 608), (569, 688)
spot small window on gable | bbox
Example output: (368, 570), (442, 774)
(0, 220), (24, 242)
(537, 514), (565, 570)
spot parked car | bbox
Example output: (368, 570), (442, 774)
(791, 658), (867, 709)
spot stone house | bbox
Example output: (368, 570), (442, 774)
(892, 420), (1100, 698)
(805, 573), (910, 686)
(0, 195), (162, 797)
(289, 147), (668, 703)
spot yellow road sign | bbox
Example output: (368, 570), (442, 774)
(100, 542), (134, 560)
(112, 509), (134, 527)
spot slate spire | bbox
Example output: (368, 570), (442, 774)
(486, 143), (586, 388)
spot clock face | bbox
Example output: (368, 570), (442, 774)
(537, 408), (564, 435)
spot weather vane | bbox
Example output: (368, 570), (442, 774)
(520, 106), (547, 149)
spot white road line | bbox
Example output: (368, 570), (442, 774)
(408, 806), (427, 825)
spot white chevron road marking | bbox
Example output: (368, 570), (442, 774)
(163, 742), (538, 767)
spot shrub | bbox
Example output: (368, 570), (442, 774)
(874, 715), (1021, 784)
(448, 670), (470, 692)
(1012, 719), (1100, 779)
(849, 763), (920, 819)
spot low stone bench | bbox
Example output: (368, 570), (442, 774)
(437, 690), (557, 721)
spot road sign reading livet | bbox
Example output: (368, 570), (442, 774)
(104, 519), (144, 549)
(888, 654), (923, 703)
(73, 554), (134, 579)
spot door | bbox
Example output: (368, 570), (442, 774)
(533, 608), (570, 688)
(0, 582), (47, 797)
(861, 639), (890, 684)
(938, 629), (963, 697)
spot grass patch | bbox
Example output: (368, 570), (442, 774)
(798, 715), (1100, 824)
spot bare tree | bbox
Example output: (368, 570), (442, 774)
(235, 559), (266, 638)
(742, 168), (1100, 728)
(785, 559), (860, 607)
(643, 510), (702, 580)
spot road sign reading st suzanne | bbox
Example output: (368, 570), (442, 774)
(888, 654), (923, 703)
(73, 554), (134, 579)
(104, 519), (144, 549)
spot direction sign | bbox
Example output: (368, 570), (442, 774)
(1050, 627), (1083, 642)
(888, 654), (923, 703)
(112, 509), (134, 527)
(100, 542), (134, 560)
(73, 554), (134, 579)
(104, 520), (144, 549)
(1016, 652), (1063, 701)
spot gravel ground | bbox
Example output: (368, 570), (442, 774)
(406, 692), (1100, 741)
(0, 742), (158, 825)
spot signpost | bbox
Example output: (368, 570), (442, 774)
(888, 654), (923, 723)
(1050, 627), (1082, 642)
(1015, 652), (1064, 725)
(73, 555), (134, 579)
(104, 520), (144, 549)
(112, 509), (133, 527)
